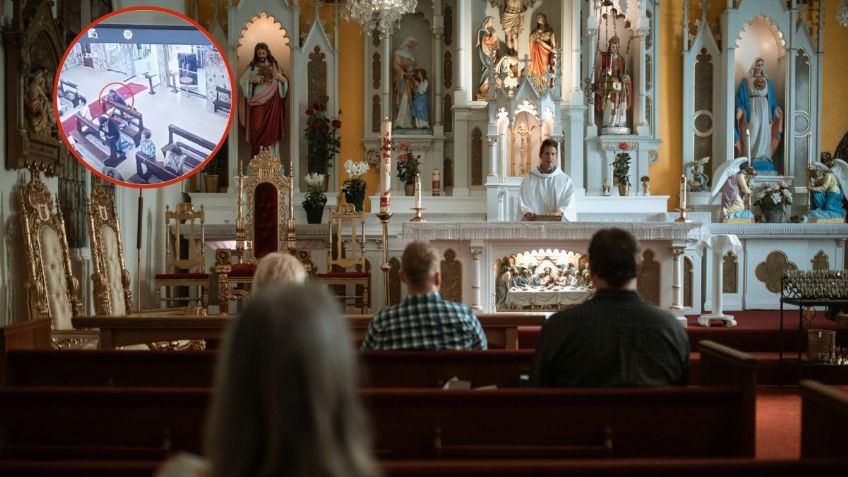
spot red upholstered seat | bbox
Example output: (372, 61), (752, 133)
(154, 272), (209, 280)
(253, 182), (278, 260)
(229, 263), (257, 277)
(315, 271), (369, 279)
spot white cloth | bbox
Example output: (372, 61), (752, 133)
(746, 78), (772, 161)
(517, 167), (577, 222)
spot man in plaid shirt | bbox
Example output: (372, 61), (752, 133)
(530, 228), (689, 387)
(362, 241), (487, 350)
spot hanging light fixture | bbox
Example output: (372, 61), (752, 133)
(343, 0), (418, 38)
(838, 0), (848, 28)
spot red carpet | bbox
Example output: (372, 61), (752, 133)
(60, 83), (148, 134)
(756, 387), (800, 459)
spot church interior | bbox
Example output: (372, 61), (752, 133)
(1, 0), (848, 473)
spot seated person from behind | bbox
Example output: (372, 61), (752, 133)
(138, 130), (157, 160)
(156, 285), (379, 477)
(530, 228), (689, 387)
(518, 138), (577, 222)
(165, 144), (190, 176)
(252, 252), (307, 292)
(362, 241), (487, 350)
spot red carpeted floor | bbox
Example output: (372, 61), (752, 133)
(60, 83), (148, 134)
(756, 386), (801, 459)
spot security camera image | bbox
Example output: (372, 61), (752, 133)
(57, 21), (233, 186)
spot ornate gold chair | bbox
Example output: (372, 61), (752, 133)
(215, 147), (295, 314)
(314, 203), (370, 313)
(19, 170), (87, 347)
(154, 203), (209, 308)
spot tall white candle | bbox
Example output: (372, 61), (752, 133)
(746, 128), (752, 167)
(414, 172), (422, 209)
(680, 174), (687, 209)
(379, 118), (392, 214)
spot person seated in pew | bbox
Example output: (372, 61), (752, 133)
(138, 130), (157, 159)
(252, 251), (307, 292)
(530, 228), (690, 387)
(156, 285), (379, 477)
(165, 144), (191, 176)
(106, 88), (130, 109)
(362, 241), (487, 350)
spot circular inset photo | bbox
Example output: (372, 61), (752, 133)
(54, 7), (235, 188)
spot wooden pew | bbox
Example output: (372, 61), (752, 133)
(134, 150), (180, 182)
(0, 460), (158, 477)
(101, 98), (150, 146)
(800, 380), (848, 458)
(0, 341), (755, 460)
(71, 113), (109, 163)
(161, 124), (215, 170)
(4, 349), (534, 389)
(213, 86), (231, 114)
(58, 80), (86, 108)
(0, 319), (51, 385)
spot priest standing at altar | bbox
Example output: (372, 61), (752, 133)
(517, 139), (577, 222)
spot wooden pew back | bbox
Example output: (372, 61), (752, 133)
(800, 380), (848, 459)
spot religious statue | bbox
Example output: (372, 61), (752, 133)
(805, 155), (848, 220)
(239, 42), (288, 157)
(528, 13), (557, 89)
(490, 0), (535, 57)
(411, 69), (430, 129)
(711, 157), (755, 220)
(640, 176), (651, 196)
(26, 69), (55, 138)
(595, 36), (631, 133)
(393, 36), (419, 129)
(688, 157), (710, 192)
(735, 57), (782, 176)
(477, 16), (500, 98)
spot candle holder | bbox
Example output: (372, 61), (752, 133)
(375, 211), (393, 307)
(410, 207), (426, 222)
(674, 207), (692, 223)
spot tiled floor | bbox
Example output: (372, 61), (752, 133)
(58, 66), (229, 185)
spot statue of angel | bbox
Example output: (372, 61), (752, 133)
(711, 157), (755, 219)
(805, 156), (848, 220)
(688, 157), (710, 192)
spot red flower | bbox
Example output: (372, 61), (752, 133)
(332, 119), (342, 129)
(618, 142), (630, 151)
(305, 108), (314, 116)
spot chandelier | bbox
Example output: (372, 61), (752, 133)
(343, 0), (418, 38)
(839, 0), (848, 28)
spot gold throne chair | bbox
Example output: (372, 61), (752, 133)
(19, 170), (88, 347)
(314, 203), (370, 313)
(154, 202), (209, 309)
(214, 147), (296, 314)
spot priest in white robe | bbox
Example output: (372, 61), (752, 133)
(517, 139), (577, 222)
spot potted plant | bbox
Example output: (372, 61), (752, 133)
(753, 181), (793, 223)
(612, 152), (631, 196)
(341, 159), (370, 212)
(302, 173), (327, 224)
(396, 142), (420, 195)
(305, 95), (341, 190)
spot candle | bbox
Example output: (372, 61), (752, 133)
(680, 174), (687, 210)
(379, 118), (392, 214)
(746, 128), (752, 167)
(414, 172), (422, 209)
(432, 168), (441, 196)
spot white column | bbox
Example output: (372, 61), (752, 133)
(455, 0), (472, 104)
(670, 248), (685, 325)
(585, 30), (597, 128)
(432, 0), (444, 125)
(698, 235), (739, 328)
(487, 136), (498, 179)
(634, 29), (649, 135)
(470, 245), (483, 310)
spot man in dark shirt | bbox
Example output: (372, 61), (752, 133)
(530, 228), (689, 387)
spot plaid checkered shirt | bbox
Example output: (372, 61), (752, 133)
(361, 292), (487, 350)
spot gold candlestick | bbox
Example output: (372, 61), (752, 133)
(376, 211), (393, 307)
(410, 207), (425, 222)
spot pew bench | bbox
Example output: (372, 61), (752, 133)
(101, 98), (150, 147)
(800, 380), (848, 458)
(135, 150), (180, 182)
(71, 113), (109, 163)
(161, 124), (215, 169)
(213, 86), (231, 114)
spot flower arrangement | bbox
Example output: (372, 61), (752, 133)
(301, 173), (327, 209)
(753, 182), (793, 213)
(612, 152), (631, 186)
(341, 159), (370, 211)
(305, 95), (341, 175)
(396, 143), (420, 185)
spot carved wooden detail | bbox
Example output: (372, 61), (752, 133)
(471, 128), (484, 186)
(443, 5), (453, 45)
(58, 162), (88, 248)
(88, 182), (133, 316)
(444, 156), (453, 188)
(308, 46), (327, 109)
(388, 256), (402, 305)
(683, 256), (693, 308)
(441, 248), (462, 303)
(637, 249), (660, 306)
(371, 95), (381, 133)
(443, 51), (453, 89)
(443, 95), (453, 133)
(755, 251), (798, 294)
(722, 251), (738, 294)
(811, 250), (829, 271)
(372, 52), (381, 89)
(371, 30), (381, 48)
(4, 0), (65, 173)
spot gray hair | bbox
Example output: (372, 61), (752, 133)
(252, 252), (307, 291)
(205, 285), (379, 477)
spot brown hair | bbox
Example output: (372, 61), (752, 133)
(588, 228), (640, 288)
(538, 138), (558, 157)
(401, 241), (440, 289)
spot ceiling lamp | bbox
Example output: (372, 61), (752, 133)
(838, 0), (848, 28)
(343, 0), (418, 38)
